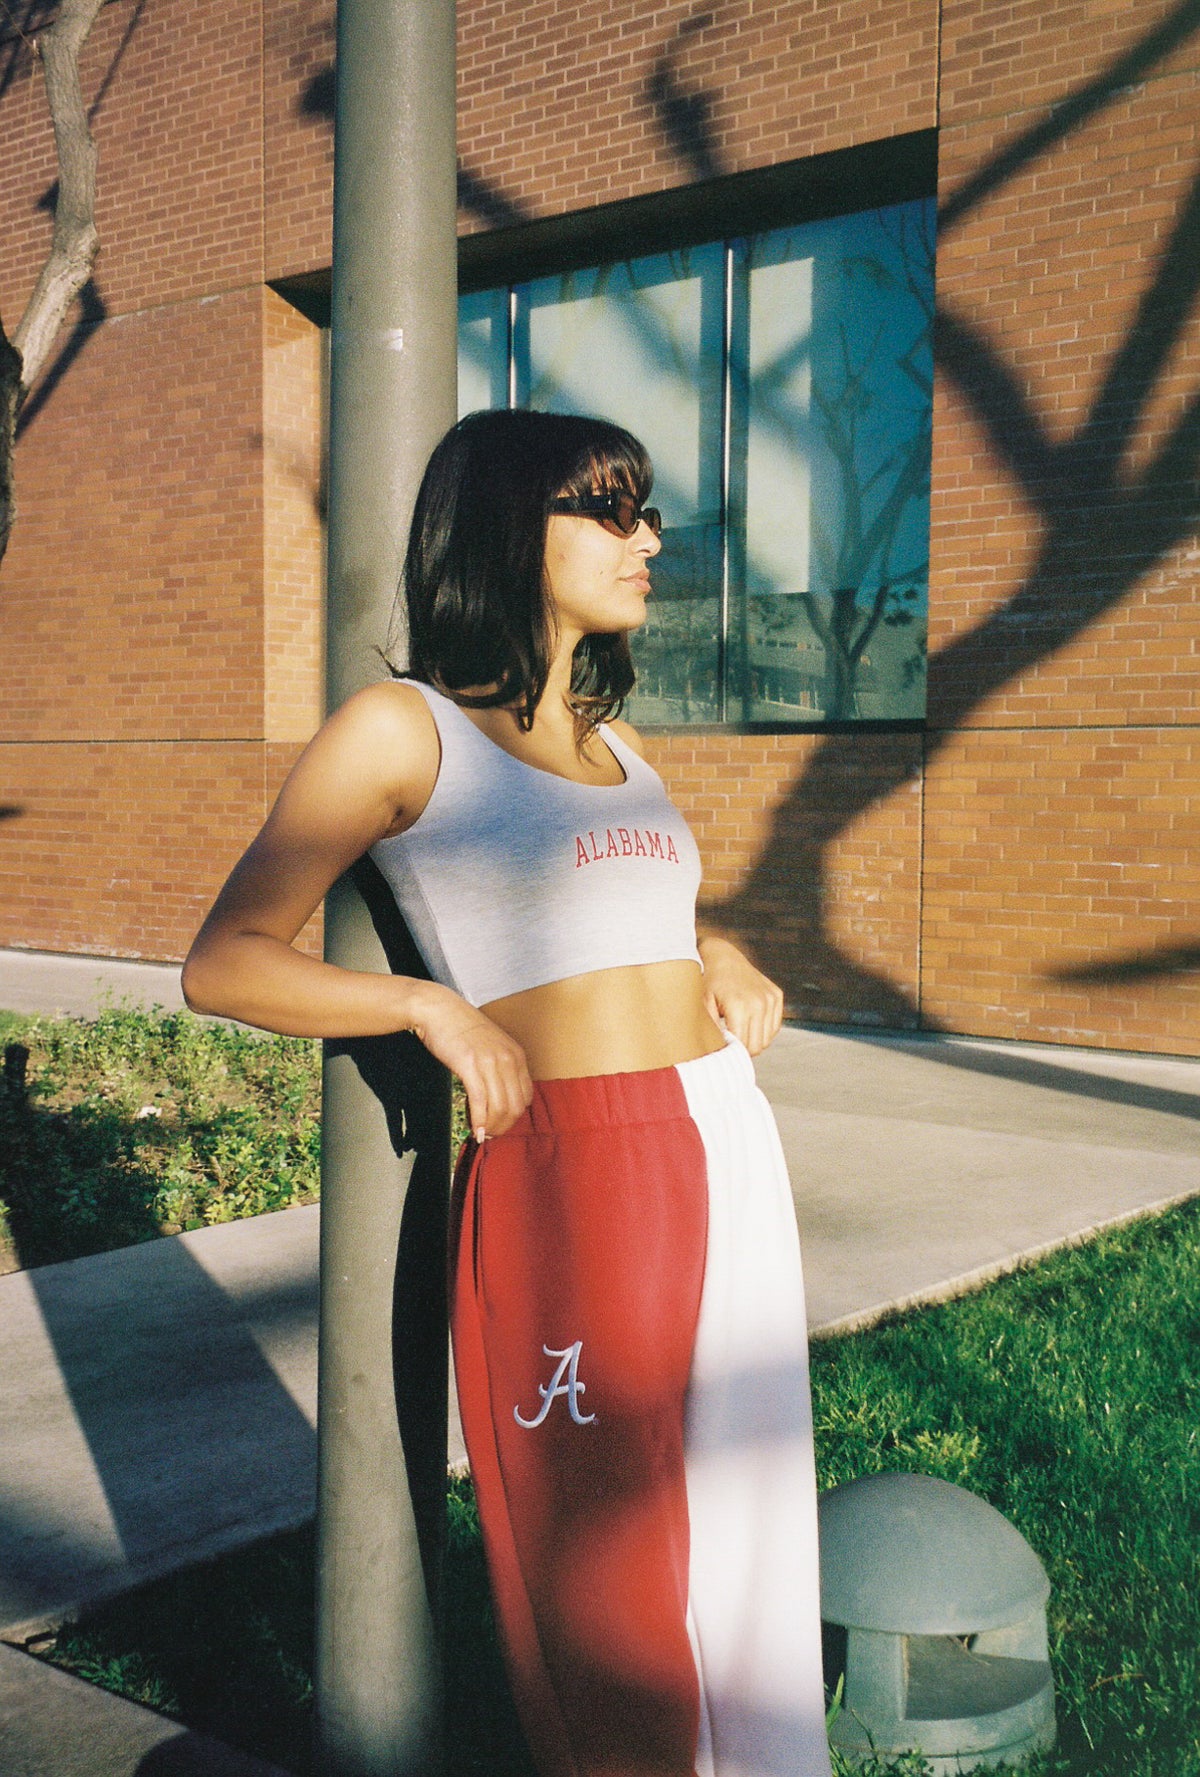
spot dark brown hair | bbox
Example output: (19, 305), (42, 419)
(395, 409), (652, 738)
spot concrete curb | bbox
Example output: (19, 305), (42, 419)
(0, 949), (187, 1020)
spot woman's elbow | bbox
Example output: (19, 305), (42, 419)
(181, 943), (227, 1017)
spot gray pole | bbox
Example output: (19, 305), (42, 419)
(315, 0), (457, 1771)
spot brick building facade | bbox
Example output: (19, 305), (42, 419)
(1, 0), (1196, 1056)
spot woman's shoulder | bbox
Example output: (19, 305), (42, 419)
(311, 679), (446, 839)
(304, 678), (442, 807)
(331, 677), (440, 746)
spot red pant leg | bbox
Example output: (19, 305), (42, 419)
(450, 1068), (710, 1777)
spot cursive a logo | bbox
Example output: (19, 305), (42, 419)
(513, 1341), (597, 1428)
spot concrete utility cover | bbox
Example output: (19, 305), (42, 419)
(819, 1472), (1049, 1635)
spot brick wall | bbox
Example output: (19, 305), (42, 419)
(264, 0), (335, 278)
(1, 289), (268, 746)
(263, 290), (325, 744)
(931, 65), (1200, 731)
(0, 742), (267, 960)
(0, 279), (325, 960)
(457, 0), (939, 229)
(922, 729), (1200, 1052)
(0, 0), (264, 322)
(259, 0), (940, 267)
(924, 0), (1200, 1051)
(0, 0), (1196, 1054)
(646, 731), (924, 1029)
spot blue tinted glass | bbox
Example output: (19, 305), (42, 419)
(521, 248), (725, 723)
(457, 287), (509, 417)
(455, 199), (934, 725)
(739, 200), (934, 721)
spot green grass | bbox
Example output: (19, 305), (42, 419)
(0, 1004), (473, 1273)
(41, 1478), (531, 1777)
(39, 1524), (319, 1774)
(34, 1195), (1200, 1775)
(0, 1005), (321, 1270)
(810, 1201), (1200, 1776)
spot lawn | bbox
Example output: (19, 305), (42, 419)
(0, 1005), (321, 1271)
(6, 1010), (1199, 1773)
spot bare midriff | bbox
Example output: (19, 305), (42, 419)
(482, 959), (726, 1080)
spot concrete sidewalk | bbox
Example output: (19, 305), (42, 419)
(755, 1022), (1200, 1332)
(0, 948), (187, 1019)
(0, 1640), (293, 1777)
(2, 948), (1198, 1773)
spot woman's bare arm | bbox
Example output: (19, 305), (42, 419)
(696, 931), (784, 1056)
(183, 681), (533, 1137)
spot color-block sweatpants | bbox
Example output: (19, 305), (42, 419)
(450, 1036), (832, 1777)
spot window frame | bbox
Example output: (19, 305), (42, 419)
(272, 133), (938, 733)
(459, 134), (937, 735)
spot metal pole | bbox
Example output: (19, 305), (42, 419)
(315, 0), (457, 1770)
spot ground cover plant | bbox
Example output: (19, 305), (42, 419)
(0, 1006), (321, 1271)
(34, 1193), (1200, 1775)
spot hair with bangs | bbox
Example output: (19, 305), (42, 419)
(394, 408), (652, 739)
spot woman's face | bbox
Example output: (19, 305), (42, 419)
(543, 502), (662, 645)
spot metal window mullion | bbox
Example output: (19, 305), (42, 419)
(717, 243), (735, 725)
(723, 240), (751, 726)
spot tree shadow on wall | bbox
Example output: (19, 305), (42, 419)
(15, 276), (106, 440)
(0, 0), (57, 107)
(647, 0), (1200, 1029)
(645, 8), (724, 182)
(1051, 939), (1200, 988)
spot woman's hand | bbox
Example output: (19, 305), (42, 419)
(405, 980), (533, 1140)
(698, 934), (784, 1057)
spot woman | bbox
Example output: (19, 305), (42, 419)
(184, 409), (831, 1777)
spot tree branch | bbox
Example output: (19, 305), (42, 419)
(11, 0), (106, 389)
(0, 0), (106, 563)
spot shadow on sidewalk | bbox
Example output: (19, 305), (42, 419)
(2, 1227), (318, 1636)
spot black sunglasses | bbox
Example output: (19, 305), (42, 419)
(549, 491), (662, 537)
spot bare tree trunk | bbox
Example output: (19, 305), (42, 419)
(0, 0), (106, 567)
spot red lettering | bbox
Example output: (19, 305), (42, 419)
(574, 827), (681, 865)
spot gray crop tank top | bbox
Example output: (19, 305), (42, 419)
(370, 679), (703, 1007)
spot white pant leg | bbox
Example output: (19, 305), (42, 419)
(676, 1039), (832, 1777)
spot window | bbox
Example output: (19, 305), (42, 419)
(458, 197), (935, 727)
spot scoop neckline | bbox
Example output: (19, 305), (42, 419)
(422, 681), (631, 791)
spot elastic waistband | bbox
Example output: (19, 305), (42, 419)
(500, 1033), (754, 1138)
